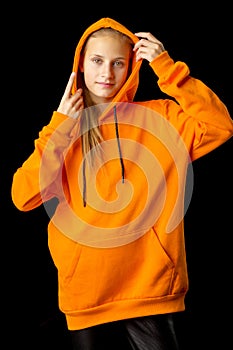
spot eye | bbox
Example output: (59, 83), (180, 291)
(113, 60), (124, 67)
(92, 57), (102, 64)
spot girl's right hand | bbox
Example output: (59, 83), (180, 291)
(57, 72), (84, 119)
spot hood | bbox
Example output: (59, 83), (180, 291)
(71, 17), (142, 102)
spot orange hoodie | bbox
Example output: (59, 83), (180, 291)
(11, 18), (233, 330)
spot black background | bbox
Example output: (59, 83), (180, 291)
(3, 4), (233, 349)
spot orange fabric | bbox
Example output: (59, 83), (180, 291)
(11, 18), (233, 330)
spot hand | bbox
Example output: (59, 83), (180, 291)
(134, 32), (165, 62)
(57, 72), (84, 119)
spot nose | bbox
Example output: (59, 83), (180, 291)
(101, 62), (114, 78)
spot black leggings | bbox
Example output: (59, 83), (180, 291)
(70, 314), (180, 350)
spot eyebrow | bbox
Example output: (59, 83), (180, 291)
(89, 54), (127, 60)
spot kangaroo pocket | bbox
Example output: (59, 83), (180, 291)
(54, 228), (179, 312)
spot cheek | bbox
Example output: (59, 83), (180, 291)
(83, 64), (94, 84)
(82, 61), (94, 81)
(83, 70), (93, 86)
(117, 68), (128, 84)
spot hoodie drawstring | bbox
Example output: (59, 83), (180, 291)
(82, 105), (125, 207)
(82, 157), (87, 207)
(113, 105), (125, 183)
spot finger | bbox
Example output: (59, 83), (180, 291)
(134, 38), (154, 51)
(134, 32), (163, 46)
(63, 72), (76, 97)
(134, 38), (164, 53)
(134, 32), (156, 41)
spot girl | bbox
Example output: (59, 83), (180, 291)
(11, 17), (233, 349)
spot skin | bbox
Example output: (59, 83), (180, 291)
(57, 32), (165, 119)
(79, 35), (132, 105)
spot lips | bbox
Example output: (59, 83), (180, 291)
(97, 82), (114, 87)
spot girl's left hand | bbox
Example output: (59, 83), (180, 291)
(134, 32), (165, 62)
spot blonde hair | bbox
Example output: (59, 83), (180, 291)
(78, 28), (134, 166)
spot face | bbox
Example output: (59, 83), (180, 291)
(80, 34), (132, 104)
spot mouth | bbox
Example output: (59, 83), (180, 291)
(97, 82), (114, 88)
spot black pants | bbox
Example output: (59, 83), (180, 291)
(70, 314), (180, 350)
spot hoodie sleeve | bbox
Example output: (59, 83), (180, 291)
(150, 51), (233, 160)
(11, 112), (78, 211)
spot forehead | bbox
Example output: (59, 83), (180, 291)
(85, 35), (132, 57)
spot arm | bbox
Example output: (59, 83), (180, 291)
(134, 32), (233, 159)
(11, 72), (84, 211)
